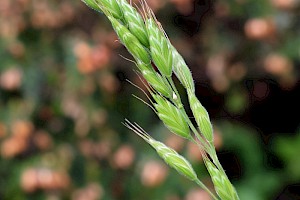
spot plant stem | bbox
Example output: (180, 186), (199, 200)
(195, 179), (220, 200)
(166, 77), (211, 151)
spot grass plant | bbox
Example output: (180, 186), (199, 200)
(81, 0), (240, 199)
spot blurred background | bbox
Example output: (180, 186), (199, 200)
(0, 0), (299, 199)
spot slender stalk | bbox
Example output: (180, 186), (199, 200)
(166, 77), (211, 151)
(195, 179), (220, 200)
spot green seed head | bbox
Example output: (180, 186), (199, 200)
(153, 94), (191, 139)
(149, 138), (198, 181)
(81, 0), (102, 12)
(206, 160), (240, 200)
(109, 17), (150, 64)
(146, 18), (173, 77)
(171, 46), (195, 92)
(119, 0), (149, 47)
(124, 121), (197, 182)
(94, 0), (123, 19)
(187, 90), (213, 143)
(136, 61), (172, 98)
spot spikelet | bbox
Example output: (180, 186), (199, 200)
(187, 90), (213, 144)
(94, 0), (123, 19)
(151, 139), (197, 181)
(137, 60), (172, 98)
(171, 45), (195, 92)
(109, 17), (150, 64)
(146, 18), (173, 77)
(118, 0), (149, 47)
(81, 0), (102, 12)
(205, 160), (240, 200)
(124, 121), (197, 181)
(152, 94), (191, 139)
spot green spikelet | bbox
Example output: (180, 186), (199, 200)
(81, 0), (102, 12)
(150, 139), (198, 181)
(152, 94), (190, 139)
(171, 45), (195, 92)
(187, 90), (213, 143)
(109, 17), (150, 64)
(146, 18), (173, 77)
(118, 0), (149, 47)
(124, 121), (197, 181)
(137, 61), (172, 98)
(94, 0), (123, 19)
(206, 160), (240, 200)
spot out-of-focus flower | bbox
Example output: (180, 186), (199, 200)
(7, 41), (25, 58)
(73, 41), (92, 59)
(73, 42), (111, 74)
(30, 0), (75, 29)
(79, 140), (94, 158)
(112, 145), (135, 169)
(278, 73), (297, 90)
(1, 136), (27, 158)
(170, 0), (194, 14)
(147, 0), (167, 12)
(62, 97), (85, 120)
(207, 54), (230, 93)
(12, 120), (34, 139)
(187, 141), (203, 162)
(91, 109), (107, 127)
(211, 76), (230, 93)
(72, 183), (104, 200)
(213, 129), (223, 150)
(165, 134), (185, 152)
(185, 188), (212, 200)
(0, 67), (23, 90)
(21, 168), (70, 193)
(270, 0), (296, 9)
(85, 183), (104, 200)
(33, 130), (53, 151)
(75, 117), (90, 137)
(98, 73), (120, 94)
(263, 53), (296, 89)
(59, 2), (75, 22)
(141, 160), (168, 187)
(50, 171), (70, 190)
(227, 62), (247, 81)
(21, 168), (38, 193)
(91, 45), (111, 69)
(263, 53), (293, 76)
(1, 120), (33, 158)
(244, 18), (275, 40)
(214, 1), (230, 18)
(93, 140), (111, 160)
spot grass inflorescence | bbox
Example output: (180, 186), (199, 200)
(82, 0), (240, 199)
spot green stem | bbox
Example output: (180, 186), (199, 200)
(166, 77), (211, 152)
(195, 179), (220, 200)
(166, 77), (182, 107)
(209, 147), (227, 175)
